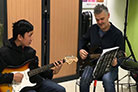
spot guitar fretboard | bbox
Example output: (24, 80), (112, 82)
(28, 59), (65, 77)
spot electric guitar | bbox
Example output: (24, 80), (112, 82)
(78, 46), (125, 76)
(0, 56), (78, 92)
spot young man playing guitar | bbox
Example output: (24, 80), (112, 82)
(0, 19), (66, 92)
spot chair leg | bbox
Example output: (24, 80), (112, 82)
(75, 78), (80, 92)
(136, 83), (138, 92)
(93, 80), (97, 92)
(116, 80), (119, 92)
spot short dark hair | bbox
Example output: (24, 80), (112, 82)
(12, 19), (33, 40)
(94, 4), (108, 14)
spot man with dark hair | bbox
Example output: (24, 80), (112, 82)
(0, 19), (66, 92)
(79, 4), (124, 92)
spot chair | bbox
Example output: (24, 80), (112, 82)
(75, 47), (120, 92)
(116, 71), (138, 92)
(119, 57), (138, 92)
(75, 78), (119, 92)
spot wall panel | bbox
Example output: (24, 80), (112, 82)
(50, 0), (79, 78)
(7, 0), (42, 65)
(127, 0), (138, 60)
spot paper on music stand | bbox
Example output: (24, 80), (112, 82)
(93, 46), (119, 79)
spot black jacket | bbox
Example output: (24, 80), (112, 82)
(79, 23), (125, 67)
(79, 23), (124, 51)
(0, 38), (53, 84)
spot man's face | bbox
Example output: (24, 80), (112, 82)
(20, 31), (33, 46)
(94, 10), (110, 31)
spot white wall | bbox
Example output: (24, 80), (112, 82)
(107, 0), (126, 32)
(107, 0), (135, 84)
(83, 0), (126, 32)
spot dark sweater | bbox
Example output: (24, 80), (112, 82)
(79, 23), (124, 51)
(79, 23), (125, 67)
(0, 38), (53, 84)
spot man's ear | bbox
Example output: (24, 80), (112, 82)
(17, 34), (23, 41)
(108, 13), (110, 18)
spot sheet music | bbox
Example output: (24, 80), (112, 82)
(93, 46), (119, 79)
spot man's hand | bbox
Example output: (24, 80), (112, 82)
(13, 73), (24, 83)
(112, 58), (117, 66)
(79, 49), (88, 60)
(53, 61), (63, 74)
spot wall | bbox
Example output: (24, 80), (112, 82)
(0, 0), (4, 24)
(0, 24), (3, 47)
(7, 0), (42, 65)
(0, 0), (4, 47)
(82, 0), (126, 32)
(126, 0), (138, 60)
(107, 0), (135, 84)
(49, 0), (79, 79)
(107, 0), (126, 32)
(101, 0), (137, 85)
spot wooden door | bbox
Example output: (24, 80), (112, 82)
(49, 0), (80, 78)
(7, 0), (42, 65)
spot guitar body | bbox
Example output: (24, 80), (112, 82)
(0, 84), (12, 92)
(0, 63), (36, 92)
(0, 56), (78, 92)
(78, 57), (98, 76)
(78, 46), (102, 76)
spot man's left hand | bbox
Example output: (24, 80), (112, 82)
(112, 58), (117, 66)
(53, 60), (63, 74)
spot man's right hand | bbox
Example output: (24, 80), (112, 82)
(13, 73), (24, 83)
(79, 49), (88, 60)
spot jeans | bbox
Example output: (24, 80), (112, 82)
(24, 79), (66, 92)
(80, 66), (118, 92)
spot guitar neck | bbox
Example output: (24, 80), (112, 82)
(28, 59), (65, 77)
(89, 54), (101, 59)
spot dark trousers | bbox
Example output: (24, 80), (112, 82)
(80, 66), (118, 92)
(25, 79), (66, 92)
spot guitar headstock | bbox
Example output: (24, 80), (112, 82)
(64, 56), (78, 64)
